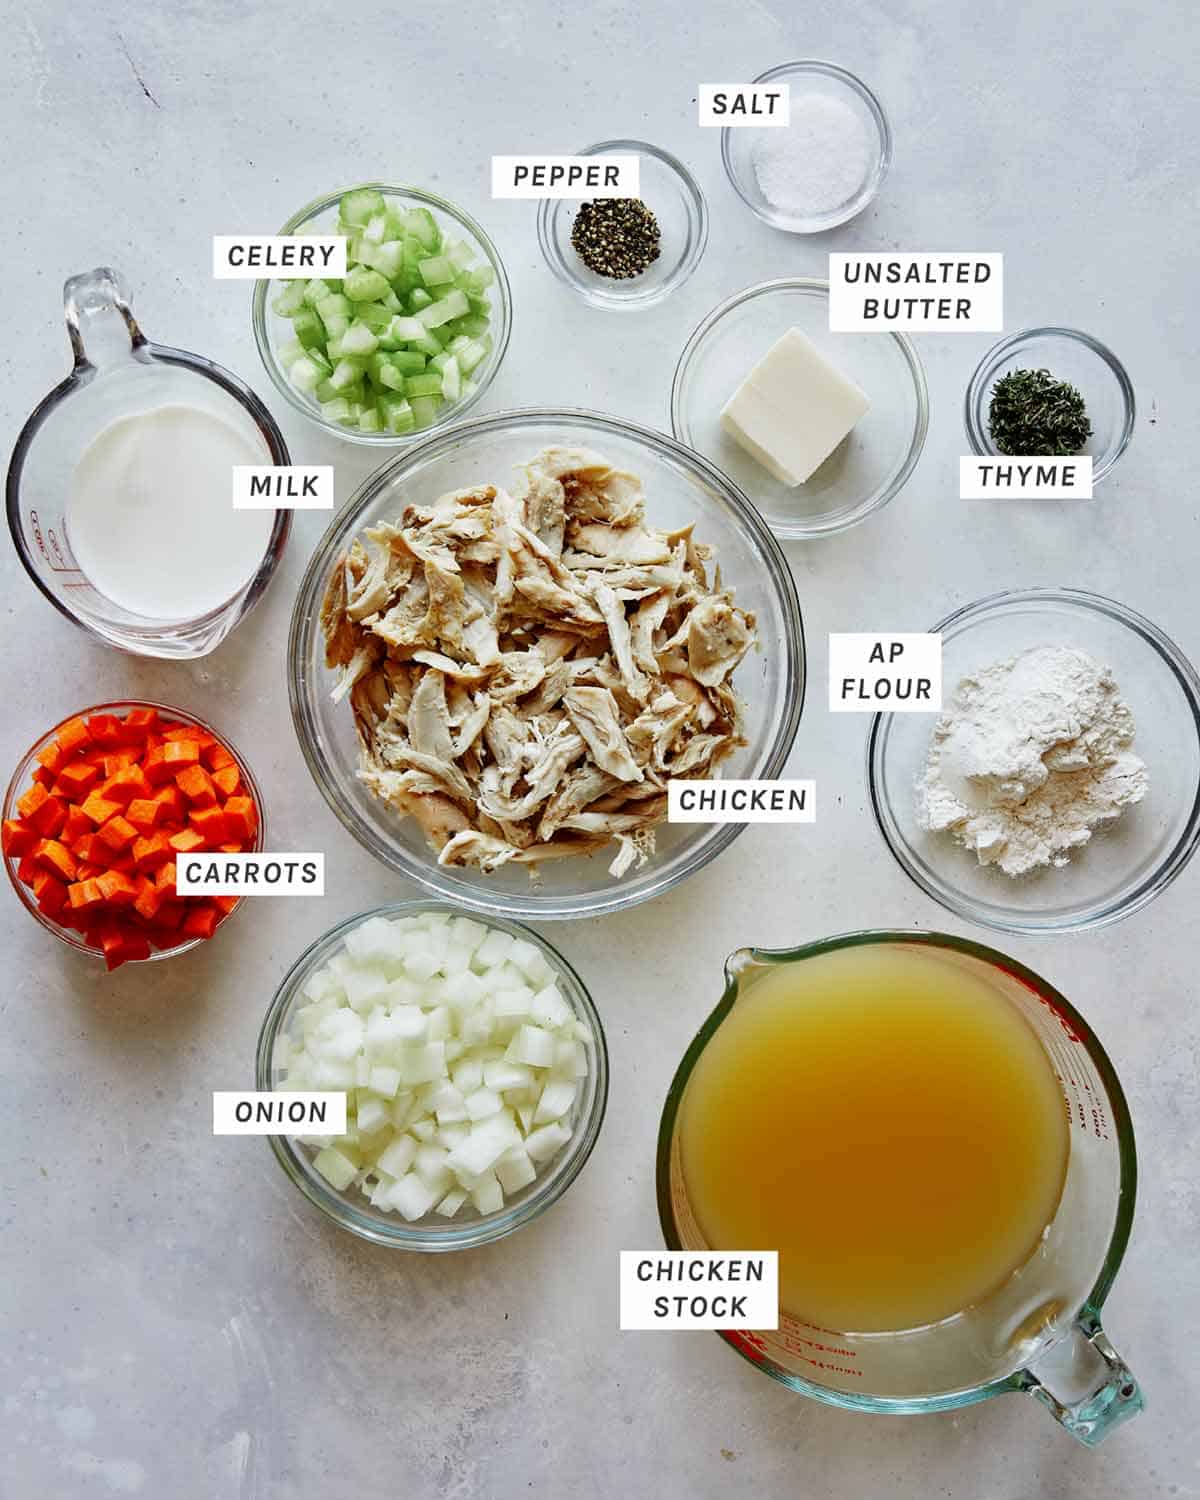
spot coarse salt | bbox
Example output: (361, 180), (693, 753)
(751, 93), (873, 219)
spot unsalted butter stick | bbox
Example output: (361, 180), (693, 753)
(720, 327), (870, 486)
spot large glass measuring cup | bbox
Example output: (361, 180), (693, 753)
(6, 267), (291, 659)
(656, 930), (1142, 1446)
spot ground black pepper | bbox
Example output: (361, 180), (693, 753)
(987, 368), (1092, 456)
(570, 198), (661, 280)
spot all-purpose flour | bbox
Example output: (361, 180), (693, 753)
(916, 645), (1148, 877)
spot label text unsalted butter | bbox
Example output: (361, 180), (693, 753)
(491, 155), (639, 199)
(829, 634), (942, 711)
(620, 1252), (779, 1329)
(960, 456), (1093, 499)
(213, 236), (346, 279)
(667, 780), (814, 824)
(829, 254), (1003, 331)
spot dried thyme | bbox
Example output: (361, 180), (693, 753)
(988, 368), (1092, 456)
(570, 198), (661, 280)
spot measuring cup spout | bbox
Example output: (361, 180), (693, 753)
(1022, 1310), (1143, 1445)
(63, 266), (143, 370)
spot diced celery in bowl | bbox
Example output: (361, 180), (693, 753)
(265, 905), (606, 1243)
(269, 187), (498, 436)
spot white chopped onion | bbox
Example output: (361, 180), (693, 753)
(282, 911), (591, 1222)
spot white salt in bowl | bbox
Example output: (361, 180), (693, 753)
(868, 589), (1200, 934)
(721, 60), (891, 233)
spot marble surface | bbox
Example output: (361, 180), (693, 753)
(2, 1), (1197, 1495)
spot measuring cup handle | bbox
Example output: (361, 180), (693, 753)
(63, 267), (144, 369)
(1023, 1310), (1143, 1445)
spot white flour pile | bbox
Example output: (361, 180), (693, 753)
(916, 645), (1148, 877)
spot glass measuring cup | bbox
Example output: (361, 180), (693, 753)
(6, 267), (292, 659)
(656, 930), (1142, 1446)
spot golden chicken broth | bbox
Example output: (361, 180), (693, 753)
(678, 944), (1069, 1333)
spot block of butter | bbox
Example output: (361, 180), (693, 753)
(720, 328), (870, 486)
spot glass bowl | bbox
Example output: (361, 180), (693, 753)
(256, 900), (608, 1250)
(868, 589), (1200, 933)
(3, 699), (265, 964)
(672, 278), (927, 539)
(722, 61), (891, 234)
(252, 184), (512, 446)
(537, 141), (708, 310)
(965, 328), (1135, 484)
(288, 407), (805, 919)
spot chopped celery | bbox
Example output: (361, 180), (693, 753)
(339, 188), (386, 226)
(441, 356), (461, 402)
(402, 207), (439, 249)
(445, 240), (475, 271)
(408, 287), (433, 313)
(380, 395), (415, 433)
(417, 290), (469, 328)
(419, 255), (455, 286)
(289, 357), (321, 393)
(321, 397), (355, 423)
(344, 267), (391, 302)
(307, 346), (333, 378)
(361, 239), (405, 280)
(409, 395), (442, 428)
(457, 338), (487, 374)
(389, 349), (426, 375)
(358, 406), (383, 433)
(363, 213), (388, 245)
(406, 372), (443, 398)
(315, 377), (341, 403)
(316, 293), (351, 323)
(354, 301), (392, 333)
(386, 314), (426, 343)
(272, 281), (308, 317)
(290, 308), (325, 349)
(302, 277), (336, 306)
(330, 357), (366, 391)
(277, 338), (306, 366)
(341, 321), (379, 357)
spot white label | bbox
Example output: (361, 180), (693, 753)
(667, 780), (814, 824)
(213, 1091), (346, 1135)
(829, 253), (1003, 331)
(176, 853), (325, 897)
(490, 154), (639, 199)
(829, 633), (942, 712)
(232, 465), (334, 510)
(960, 455), (1093, 499)
(698, 83), (790, 126)
(619, 1252), (779, 1330)
(212, 236), (346, 279)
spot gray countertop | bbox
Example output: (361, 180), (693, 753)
(2, 1), (1196, 1495)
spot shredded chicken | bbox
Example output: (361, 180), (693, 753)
(321, 447), (756, 878)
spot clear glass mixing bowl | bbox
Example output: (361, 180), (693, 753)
(288, 408), (806, 919)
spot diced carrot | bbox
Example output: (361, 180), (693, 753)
(86, 714), (124, 747)
(223, 796), (257, 842)
(96, 921), (151, 970)
(122, 707), (159, 737)
(71, 832), (108, 864)
(132, 833), (172, 872)
(101, 750), (138, 777)
(98, 815), (137, 853)
(175, 764), (217, 807)
(205, 743), (236, 772)
(133, 876), (164, 921)
(126, 798), (161, 832)
(33, 838), (77, 881)
(56, 761), (101, 797)
(62, 806), (92, 844)
(68, 878), (105, 912)
(156, 860), (178, 894)
(76, 862), (106, 881)
(144, 731), (164, 752)
(101, 765), (152, 805)
(32, 766), (57, 787)
(36, 740), (67, 774)
(218, 841), (244, 854)
(188, 806), (227, 844)
(212, 894), (240, 916)
(168, 828), (205, 856)
(80, 790), (122, 827)
(32, 870), (68, 918)
(153, 784), (186, 821)
(212, 764), (241, 798)
(2, 818), (37, 858)
(162, 739), (202, 768)
(164, 725), (214, 747)
(97, 869), (138, 906)
(30, 796), (68, 838)
(182, 904), (218, 940)
(17, 781), (49, 820)
(142, 747), (173, 785)
(56, 716), (91, 754)
(16, 854), (37, 884)
(152, 898), (185, 931)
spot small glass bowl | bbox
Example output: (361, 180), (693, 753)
(256, 901), (608, 1250)
(537, 141), (708, 310)
(868, 589), (1200, 934)
(965, 328), (1135, 484)
(288, 408), (805, 920)
(3, 700), (265, 964)
(672, 278), (927, 539)
(252, 184), (512, 447)
(722, 61), (891, 234)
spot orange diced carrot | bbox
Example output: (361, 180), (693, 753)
(101, 765), (152, 805)
(168, 828), (205, 855)
(218, 841), (244, 854)
(36, 740), (67, 774)
(152, 898), (185, 931)
(175, 764), (217, 807)
(62, 807), (92, 843)
(96, 921), (151, 970)
(212, 764), (241, 798)
(211, 894), (239, 916)
(156, 860), (178, 895)
(133, 876), (164, 921)
(122, 707), (159, 737)
(2, 818), (37, 858)
(33, 838), (77, 881)
(188, 806), (227, 844)
(98, 815), (137, 853)
(56, 761), (101, 797)
(33, 870), (68, 918)
(68, 877), (105, 912)
(71, 832), (108, 863)
(80, 790), (122, 827)
(17, 781), (49, 820)
(86, 714), (124, 747)
(153, 784), (186, 821)
(30, 796), (68, 838)
(32, 766), (57, 787)
(101, 750), (138, 777)
(205, 743), (236, 772)
(142, 747), (174, 785)
(77, 862), (106, 881)
(16, 854), (37, 884)
(97, 869), (138, 906)
(162, 740), (202, 768)
(164, 725), (214, 746)
(56, 717), (91, 754)
(132, 833), (172, 872)
(182, 904), (218, 940)
(223, 796), (257, 842)
(126, 798), (161, 832)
